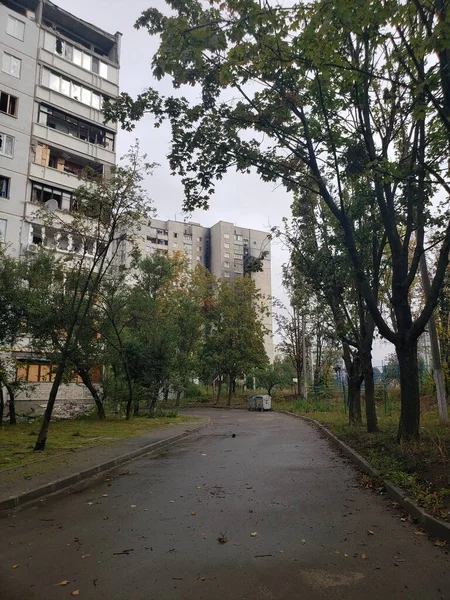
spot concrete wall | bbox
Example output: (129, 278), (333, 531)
(13, 382), (96, 415)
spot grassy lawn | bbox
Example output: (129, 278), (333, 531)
(273, 396), (450, 522)
(0, 415), (195, 471)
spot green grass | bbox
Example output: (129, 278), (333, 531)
(274, 396), (450, 522)
(0, 415), (195, 470)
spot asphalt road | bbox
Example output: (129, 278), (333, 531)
(1, 410), (449, 600)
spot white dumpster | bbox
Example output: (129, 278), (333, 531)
(248, 395), (272, 411)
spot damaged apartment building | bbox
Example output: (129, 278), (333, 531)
(0, 0), (121, 411)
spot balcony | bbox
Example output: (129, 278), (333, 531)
(35, 85), (114, 129)
(32, 123), (115, 164)
(29, 143), (103, 191)
(29, 162), (83, 191)
(38, 48), (119, 98)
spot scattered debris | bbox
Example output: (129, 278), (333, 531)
(56, 580), (70, 586)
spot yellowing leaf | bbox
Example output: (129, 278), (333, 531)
(71, 591), (80, 597)
(12, 564), (19, 569)
(57, 580), (70, 586)
(361, 554), (369, 560)
(190, 511), (197, 516)
(250, 532), (258, 537)
(197, 576), (206, 581)
(217, 535), (228, 544)
(332, 550), (340, 555)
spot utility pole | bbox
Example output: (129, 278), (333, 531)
(302, 312), (307, 401)
(420, 253), (448, 422)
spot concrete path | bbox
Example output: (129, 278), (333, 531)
(0, 416), (206, 502)
(1, 410), (448, 599)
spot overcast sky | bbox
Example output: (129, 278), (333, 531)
(55, 0), (392, 364)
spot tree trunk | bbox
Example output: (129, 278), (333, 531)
(34, 359), (67, 451)
(420, 252), (448, 422)
(176, 390), (182, 407)
(363, 356), (378, 433)
(227, 375), (233, 407)
(148, 395), (157, 417)
(77, 367), (106, 419)
(164, 387), (169, 403)
(215, 378), (222, 404)
(133, 400), (140, 416)
(396, 342), (421, 441)
(347, 374), (362, 424)
(0, 384), (4, 426)
(124, 364), (134, 421)
(342, 343), (362, 424)
(5, 381), (17, 425)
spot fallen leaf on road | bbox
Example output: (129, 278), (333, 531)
(201, 453), (207, 457)
(87, 502), (93, 506)
(361, 554), (369, 560)
(56, 580), (70, 586)
(169, 500), (175, 504)
(81, 555), (91, 559)
(414, 530), (426, 536)
(12, 564), (19, 569)
(190, 511), (197, 516)
(434, 540), (447, 547)
(103, 516), (109, 520)
(301, 539), (306, 544)
(71, 591), (80, 597)
(367, 530), (374, 535)
(197, 576), (206, 581)
(130, 505), (136, 508)
(250, 532), (258, 537)
(332, 550), (340, 555)
(217, 535), (228, 544)
(196, 486), (202, 489)
(102, 494), (108, 498)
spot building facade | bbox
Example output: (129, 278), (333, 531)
(143, 219), (274, 361)
(0, 0), (121, 256)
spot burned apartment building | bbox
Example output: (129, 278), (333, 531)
(0, 0), (120, 406)
(0, 0), (120, 255)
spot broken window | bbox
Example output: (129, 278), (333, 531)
(0, 91), (18, 116)
(2, 53), (21, 78)
(0, 176), (10, 198)
(0, 132), (14, 157)
(31, 182), (71, 209)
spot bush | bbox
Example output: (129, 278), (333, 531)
(184, 383), (205, 398)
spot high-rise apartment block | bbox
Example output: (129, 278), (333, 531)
(143, 219), (274, 361)
(0, 0), (121, 256)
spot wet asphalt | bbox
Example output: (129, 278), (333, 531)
(1, 409), (449, 600)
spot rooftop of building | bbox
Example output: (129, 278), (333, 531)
(1, 0), (121, 55)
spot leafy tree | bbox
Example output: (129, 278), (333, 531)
(253, 358), (291, 396)
(105, 0), (450, 440)
(30, 146), (153, 450)
(202, 277), (268, 405)
(0, 246), (30, 424)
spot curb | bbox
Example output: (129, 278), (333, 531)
(0, 418), (211, 513)
(281, 411), (450, 543)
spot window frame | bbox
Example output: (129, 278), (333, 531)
(6, 15), (25, 41)
(0, 91), (18, 117)
(0, 132), (14, 158)
(0, 218), (6, 242)
(0, 175), (11, 198)
(2, 52), (22, 78)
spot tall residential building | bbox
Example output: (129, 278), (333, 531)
(143, 219), (274, 361)
(0, 0), (121, 256)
